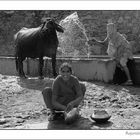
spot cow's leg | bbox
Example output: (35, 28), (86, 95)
(39, 57), (44, 79)
(16, 58), (20, 76)
(18, 58), (27, 78)
(52, 55), (57, 77)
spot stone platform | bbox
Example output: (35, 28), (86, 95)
(0, 56), (139, 84)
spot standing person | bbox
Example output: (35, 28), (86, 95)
(42, 62), (86, 121)
(88, 22), (133, 85)
(106, 22), (133, 85)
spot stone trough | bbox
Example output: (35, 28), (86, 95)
(0, 56), (140, 84)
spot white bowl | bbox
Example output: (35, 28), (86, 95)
(90, 110), (111, 123)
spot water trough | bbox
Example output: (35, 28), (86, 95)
(0, 56), (140, 84)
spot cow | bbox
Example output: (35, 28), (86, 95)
(14, 18), (64, 79)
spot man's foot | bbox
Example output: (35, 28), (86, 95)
(48, 111), (64, 121)
(123, 80), (133, 86)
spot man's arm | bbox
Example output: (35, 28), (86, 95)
(68, 78), (83, 107)
(52, 79), (66, 111)
(87, 36), (108, 47)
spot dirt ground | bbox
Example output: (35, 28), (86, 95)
(0, 74), (140, 130)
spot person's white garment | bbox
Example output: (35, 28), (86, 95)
(107, 42), (116, 58)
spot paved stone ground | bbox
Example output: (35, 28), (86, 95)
(0, 75), (140, 130)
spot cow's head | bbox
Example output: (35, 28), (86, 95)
(41, 18), (64, 33)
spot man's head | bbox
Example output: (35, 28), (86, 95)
(107, 22), (117, 36)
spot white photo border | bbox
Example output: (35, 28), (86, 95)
(0, 0), (140, 140)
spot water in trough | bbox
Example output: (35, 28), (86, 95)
(58, 12), (90, 57)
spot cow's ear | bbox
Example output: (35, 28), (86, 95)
(41, 22), (46, 30)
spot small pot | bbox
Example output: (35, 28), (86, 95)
(90, 109), (111, 123)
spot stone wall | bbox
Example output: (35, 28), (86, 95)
(78, 10), (140, 54)
(0, 10), (140, 56)
(0, 57), (116, 83)
(0, 57), (140, 84)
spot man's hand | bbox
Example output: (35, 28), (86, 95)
(65, 102), (74, 113)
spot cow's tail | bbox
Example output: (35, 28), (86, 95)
(14, 38), (19, 72)
(15, 53), (19, 72)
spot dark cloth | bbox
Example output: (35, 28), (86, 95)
(127, 59), (136, 84)
(113, 59), (136, 85)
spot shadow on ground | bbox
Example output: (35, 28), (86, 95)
(47, 116), (92, 130)
(47, 116), (113, 130)
(17, 77), (53, 91)
(91, 121), (113, 129)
